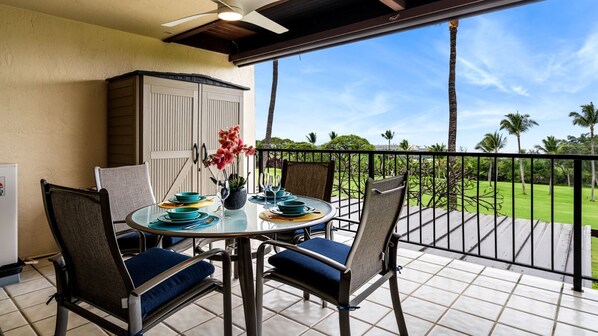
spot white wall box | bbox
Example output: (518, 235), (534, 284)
(0, 163), (23, 286)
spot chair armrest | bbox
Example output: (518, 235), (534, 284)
(257, 240), (347, 273)
(130, 248), (230, 297)
(48, 253), (70, 300)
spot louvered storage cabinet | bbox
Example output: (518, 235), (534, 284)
(106, 71), (248, 201)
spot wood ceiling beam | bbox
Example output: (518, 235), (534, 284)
(379, 0), (405, 11)
(230, 0), (541, 66)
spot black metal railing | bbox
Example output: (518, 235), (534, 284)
(249, 148), (598, 291)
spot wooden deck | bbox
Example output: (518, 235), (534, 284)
(332, 199), (592, 285)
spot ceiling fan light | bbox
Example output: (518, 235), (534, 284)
(218, 8), (243, 21)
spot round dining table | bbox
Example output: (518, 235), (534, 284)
(126, 195), (336, 336)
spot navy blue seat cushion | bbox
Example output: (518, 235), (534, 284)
(117, 232), (160, 252)
(162, 236), (186, 249)
(268, 238), (350, 297)
(291, 223), (327, 236)
(125, 248), (215, 318)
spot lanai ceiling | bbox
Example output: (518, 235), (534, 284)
(0, 0), (541, 66)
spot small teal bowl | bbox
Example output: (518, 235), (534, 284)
(175, 192), (201, 202)
(166, 207), (199, 220)
(277, 200), (305, 213)
(265, 188), (285, 198)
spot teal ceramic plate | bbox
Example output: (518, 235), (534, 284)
(255, 191), (291, 200)
(167, 196), (207, 204)
(270, 206), (316, 217)
(157, 212), (209, 224)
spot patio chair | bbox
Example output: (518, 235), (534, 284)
(276, 160), (335, 243)
(94, 163), (192, 253)
(40, 180), (232, 336)
(256, 174), (409, 336)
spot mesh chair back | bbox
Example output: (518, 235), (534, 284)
(281, 160), (335, 201)
(41, 181), (133, 318)
(346, 174), (407, 292)
(94, 163), (156, 224)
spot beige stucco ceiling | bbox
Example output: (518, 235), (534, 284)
(0, 0), (217, 39)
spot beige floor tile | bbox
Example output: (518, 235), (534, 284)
(463, 285), (510, 306)
(300, 329), (328, 336)
(498, 308), (554, 335)
(3, 324), (38, 336)
(512, 284), (560, 305)
(559, 293), (598, 315)
(416, 253), (452, 266)
(397, 248), (424, 260)
(506, 294), (557, 319)
(262, 314), (309, 336)
(144, 322), (178, 336)
(0, 288), (8, 300)
(66, 323), (108, 336)
(364, 288), (393, 308)
(563, 287), (598, 302)
(351, 300), (391, 326)
(480, 267), (521, 283)
(518, 274), (563, 292)
(491, 324), (537, 336)
(185, 316), (244, 336)
(196, 291), (244, 315)
(4, 278), (53, 297)
(399, 268), (433, 284)
(472, 275), (517, 293)
(35, 265), (55, 277)
(400, 296), (447, 323)
(378, 312), (432, 336)
(0, 298), (18, 315)
(557, 307), (598, 332)
(411, 285), (458, 307)
(404, 260), (443, 274)
(438, 309), (494, 336)
(262, 289), (302, 313)
(280, 299), (334, 327)
(164, 304), (216, 333)
(448, 259), (484, 274)
(32, 258), (53, 268)
(436, 267), (477, 283)
(397, 257), (414, 267)
(554, 322), (598, 336)
(425, 275), (468, 294)
(21, 300), (57, 322)
(313, 312), (371, 336)
(452, 296), (502, 321)
(19, 270), (43, 283)
(32, 312), (90, 336)
(233, 304), (275, 330)
(0, 311), (28, 332)
(428, 325), (468, 336)
(11, 287), (56, 309)
(397, 278), (420, 296)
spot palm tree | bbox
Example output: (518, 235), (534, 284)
(381, 130), (395, 150)
(475, 131), (507, 186)
(448, 20), (459, 153)
(428, 143), (447, 152)
(398, 139), (412, 151)
(329, 131), (338, 141)
(263, 59), (278, 150)
(570, 102), (598, 201)
(499, 111), (538, 195)
(306, 132), (317, 145)
(535, 136), (561, 195)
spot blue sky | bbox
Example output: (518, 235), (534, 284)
(254, 0), (598, 152)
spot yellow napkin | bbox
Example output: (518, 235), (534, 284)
(259, 210), (325, 222)
(158, 199), (215, 209)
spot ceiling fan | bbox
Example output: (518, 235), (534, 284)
(162, 0), (288, 34)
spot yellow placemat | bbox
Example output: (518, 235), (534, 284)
(259, 210), (325, 222)
(158, 199), (215, 209)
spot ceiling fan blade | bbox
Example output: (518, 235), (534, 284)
(161, 10), (217, 27)
(242, 0), (281, 14)
(241, 11), (288, 34)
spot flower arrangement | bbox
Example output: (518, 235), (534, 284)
(203, 125), (255, 191)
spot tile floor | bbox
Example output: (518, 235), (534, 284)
(1, 232), (598, 336)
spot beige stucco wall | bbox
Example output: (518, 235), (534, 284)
(0, 4), (255, 258)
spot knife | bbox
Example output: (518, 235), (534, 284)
(183, 216), (216, 230)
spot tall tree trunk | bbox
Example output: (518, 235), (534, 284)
(591, 127), (595, 201)
(388, 139), (391, 150)
(263, 60), (278, 171)
(264, 60), (278, 149)
(517, 134), (527, 195)
(447, 20), (459, 210)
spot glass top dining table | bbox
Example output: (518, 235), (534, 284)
(126, 195), (336, 336)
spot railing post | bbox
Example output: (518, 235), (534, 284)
(573, 159), (583, 292)
(257, 149), (264, 192)
(368, 152), (375, 179)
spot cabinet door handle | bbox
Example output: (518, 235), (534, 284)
(193, 143), (199, 164)
(202, 144), (208, 162)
